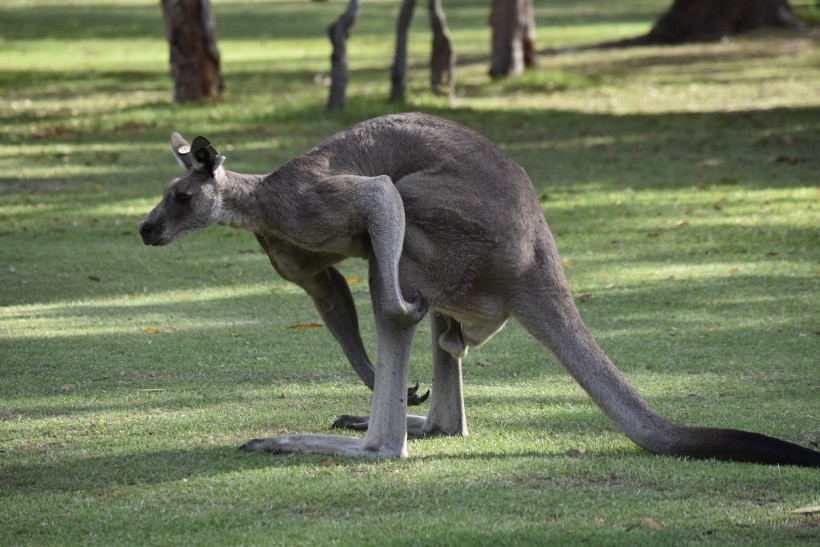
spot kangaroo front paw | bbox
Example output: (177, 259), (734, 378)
(407, 379), (430, 406)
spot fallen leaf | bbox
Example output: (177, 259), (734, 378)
(346, 277), (361, 285)
(565, 448), (586, 456)
(561, 258), (572, 270)
(729, 267), (740, 274)
(59, 383), (76, 393)
(640, 517), (663, 531)
(579, 293), (592, 303)
(477, 360), (493, 367)
(676, 220), (690, 228)
(699, 158), (722, 167)
(288, 323), (323, 330)
(792, 505), (820, 514)
(144, 328), (160, 334)
(88, 275), (101, 282)
(321, 459), (339, 467)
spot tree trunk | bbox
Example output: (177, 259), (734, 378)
(327, 0), (362, 111)
(390, 0), (456, 102)
(390, 0), (417, 103)
(429, 0), (455, 97)
(647, 0), (800, 44)
(161, 0), (223, 103)
(489, 0), (536, 79)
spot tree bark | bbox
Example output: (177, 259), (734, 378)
(646, 0), (800, 44)
(390, 0), (417, 103)
(327, 0), (362, 111)
(161, 0), (223, 103)
(489, 0), (536, 79)
(429, 0), (455, 97)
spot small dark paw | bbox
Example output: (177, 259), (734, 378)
(239, 438), (282, 453)
(407, 379), (430, 406)
(331, 415), (370, 431)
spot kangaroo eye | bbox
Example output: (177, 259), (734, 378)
(174, 192), (192, 204)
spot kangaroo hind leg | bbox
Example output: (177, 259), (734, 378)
(241, 259), (420, 458)
(422, 313), (469, 436)
(333, 312), (468, 437)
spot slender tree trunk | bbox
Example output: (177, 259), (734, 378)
(429, 0), (455, 97)
(161, 0), (223, 103)
(522, 0), (536, 69)
(489, 0), (536, 79)
(390, 0), (417, 103)
(327, 0), (362, 111)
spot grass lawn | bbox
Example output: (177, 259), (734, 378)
(1, 0), (819, 544)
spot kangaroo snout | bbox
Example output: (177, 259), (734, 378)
(139, 218), (163, 246)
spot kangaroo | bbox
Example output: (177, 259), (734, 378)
(140, 113), (820, 466)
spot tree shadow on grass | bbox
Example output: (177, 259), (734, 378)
(3, 101), (818, 186)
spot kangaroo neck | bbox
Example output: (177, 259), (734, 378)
(215, 169), (267, 231)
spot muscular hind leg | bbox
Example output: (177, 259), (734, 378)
(333, 312), (468, 437)
(422, 312), (468, 436)
(242, 266), (420, 457)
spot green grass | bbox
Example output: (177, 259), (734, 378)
(1, 0), (819, 544)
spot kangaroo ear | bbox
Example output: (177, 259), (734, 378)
(191, 136), (226, 175)
(171, 132), (194, 170)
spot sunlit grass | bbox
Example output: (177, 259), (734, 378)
(1, 0), (819, 544)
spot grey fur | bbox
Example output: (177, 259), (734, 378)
(140, 113), (819, 465)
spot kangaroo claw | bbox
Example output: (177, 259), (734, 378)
(407, 379), (430, 406)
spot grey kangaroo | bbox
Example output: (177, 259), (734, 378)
(140, 113), (819, 466)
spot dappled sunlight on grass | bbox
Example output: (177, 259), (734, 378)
(1, 0), (819, 543)
(1, 281), (307, 338)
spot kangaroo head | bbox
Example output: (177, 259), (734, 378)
(139, 133), (227, 246)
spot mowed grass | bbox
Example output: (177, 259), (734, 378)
(1, 0), (819, 544)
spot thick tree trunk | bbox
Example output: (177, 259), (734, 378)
(390, 0), (417, 103)
(489, 0), (536, 79)
(542, 0), (802, 53)
(429, 0), (455, 97)
(327, 0), (362, 111)
(647, 0), (800, 44)
(161, 0), (223, 103)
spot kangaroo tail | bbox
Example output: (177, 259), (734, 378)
(514, 287), (820, 467)
(660, 425), (820, 466)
